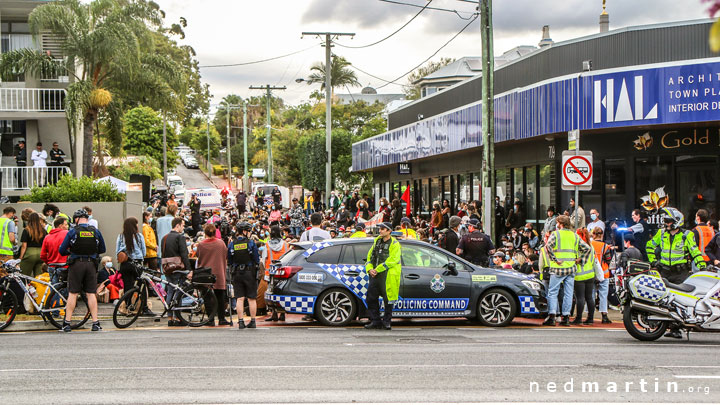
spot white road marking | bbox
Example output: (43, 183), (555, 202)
(662, 365), (720, 368)
(0, 364), (582, 373)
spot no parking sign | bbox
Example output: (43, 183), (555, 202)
(561, 150), (593, 191)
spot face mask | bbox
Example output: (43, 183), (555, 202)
(192, 246), (197, 252)
(505, 255), (510, 261)
(105, 262), (112, 268)
(380, 202), (384, 206)
(340, 206), (345, 209)
(591, 214), (598, 221)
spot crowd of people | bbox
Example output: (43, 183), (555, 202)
(1, 183), (718, 332)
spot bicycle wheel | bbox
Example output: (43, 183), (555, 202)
(44, 287), (91, 330)
(0, 287), (18, 331)
(176, 285), (217, 327)
(112, 287), (145, 329)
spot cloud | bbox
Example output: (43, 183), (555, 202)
(302, 0), (418, 28)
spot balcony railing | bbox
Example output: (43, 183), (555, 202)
(1, 166), (71, 190)
(0, 88), (66, 112)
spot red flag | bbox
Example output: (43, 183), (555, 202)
(401, 186), (411, 217)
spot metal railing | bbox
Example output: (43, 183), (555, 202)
(0, 88), (66, 112)
(1, 166), (71, 190)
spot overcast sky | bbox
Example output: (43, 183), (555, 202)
(153, 0), (712, 110)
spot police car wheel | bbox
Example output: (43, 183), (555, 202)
(477, 289), (516, 327)
(316, 288), (357, 327)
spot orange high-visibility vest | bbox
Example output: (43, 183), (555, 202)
(695, 225), (714, 262)
(264, 240), (289, 277)
(591, 240), (610, 279)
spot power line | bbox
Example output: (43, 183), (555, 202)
(198, 45), (316, 68)
(335, 0), (433, 49)
(378, 0), (477, 20)
(351, 14), (478, 89)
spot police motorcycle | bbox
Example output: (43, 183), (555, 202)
(617, 207), (720, 341)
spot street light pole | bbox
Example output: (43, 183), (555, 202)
(162, 115), (167, 185)
(226, 106), (231, 186)
(249, 85), (286, 184)
(479, 0), (495, 242)
(302, 31), (354, 204)
(206, 114), (211, 175)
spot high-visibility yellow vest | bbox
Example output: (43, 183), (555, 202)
(551, 230), (579, 269)
(0, 217), (14, 256)
(575, 248), (595, 281)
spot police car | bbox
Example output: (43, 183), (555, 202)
(265, 238), (547, 327)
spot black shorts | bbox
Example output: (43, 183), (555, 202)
(68, 260), (98, 294)
(232, 269), (257, 299)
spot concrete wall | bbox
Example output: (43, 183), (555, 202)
(0, 190), (144, 264)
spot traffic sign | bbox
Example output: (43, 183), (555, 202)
(561, 150), (593, 191)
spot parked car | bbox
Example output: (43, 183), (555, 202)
(265, 238), (547, 327)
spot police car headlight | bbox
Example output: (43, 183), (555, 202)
(522, 280), (542, 291)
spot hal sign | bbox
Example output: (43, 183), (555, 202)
(561, 150), (593, 191)
(398, 162), (412, 175)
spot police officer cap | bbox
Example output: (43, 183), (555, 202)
(401, 217), (411, 224)
(236, 221), (251, 232)
(468, 218), (481, 227)
(377, 222), (392, 231)
(355, 223), (365, 231)
(73, 208), (89, 221)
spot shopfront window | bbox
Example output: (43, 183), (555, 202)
(496, 169), (508, 206)
(675, 156), (717, 225)
(539, 164), (551, 219)
(513, 168), (524, 205)
(442, 176), (451, 206)
(430, 177), (441, 207)
(604, 159), (626, 222)
(473, 172), (482, 203)
(421, 178), (430, 213)
(457, 174), (470, 204)
(583, 159), (603, 222)
(636, 156), (673, 226)
(526, 166), (537, 222)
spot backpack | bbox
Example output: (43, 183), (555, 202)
(437, 229), (449, 250)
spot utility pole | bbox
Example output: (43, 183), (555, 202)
(249, 85), (286, 183)
(479, 0), (495, 242)
(302, 31), (354, 204)
(226, 107), (231, 185)
(162, 115), (167, 185)
(243, 101), (248, 193)
(206, 114), (211, 175)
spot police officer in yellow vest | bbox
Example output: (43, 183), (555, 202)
(0, 207), (18, 264)
(646, 207), (705, 339)
(542, 215), (592, 326)
(364, 222), (401, 330)
(350, 223), (367, 238)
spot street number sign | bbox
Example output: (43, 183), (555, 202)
(561, 150), (593, 191)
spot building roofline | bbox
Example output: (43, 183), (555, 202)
(391, 18), (715, 115)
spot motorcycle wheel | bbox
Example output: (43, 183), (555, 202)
(622, 305), (668, 341)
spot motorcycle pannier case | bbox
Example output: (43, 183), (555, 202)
(629, 270), (669, 303)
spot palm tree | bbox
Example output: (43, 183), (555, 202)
(0, 0), (183, 177)
(306, 56), (361, 97)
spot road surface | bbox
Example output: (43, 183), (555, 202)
(1, 323), (718, 404)
(174, 164), (215, 189)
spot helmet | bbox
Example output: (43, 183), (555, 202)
(661, 207), (684, 230)
(72, 209), (89, 222)
(236, 222), (251, 232)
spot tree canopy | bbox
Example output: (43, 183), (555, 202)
(403, 57), (455, 100)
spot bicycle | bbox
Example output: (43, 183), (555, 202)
(112, 263), (217, 328)
(0, 261), (91, 331)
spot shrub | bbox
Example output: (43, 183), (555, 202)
(24, 175), (124, 203)
(212, 165), (224, 176)
(108, 156), (162, 181)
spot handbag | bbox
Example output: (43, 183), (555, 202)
(117, 250), (128, 264)
(594, 258), (605, 282)
(161, 234), (185, 277)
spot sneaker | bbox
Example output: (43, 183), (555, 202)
(601, 314), (612, 324)
(141, 309), (157, 317)
(664, 329), (683, 339)
(382, 322), (392, 330)
(364, 322), (382, 329)
(218, 320), (231, 326)
(60, 322), (71, 333)
(571, 317), (582, 325)
(560, 316), (570, 326)
(583, 318), (594, 325)
(246, 320), (256, 329)
(91, 322), (102, 332)
(279, 313), (285, 322)
(542, 315), (556, 326)
(238, 321), (245, 330)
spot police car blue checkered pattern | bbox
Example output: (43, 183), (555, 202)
(518, 296), (539, 314)
(318, 263), (370, 303)
(265, 294), (315, 314)
(303, 242), (334, 258)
